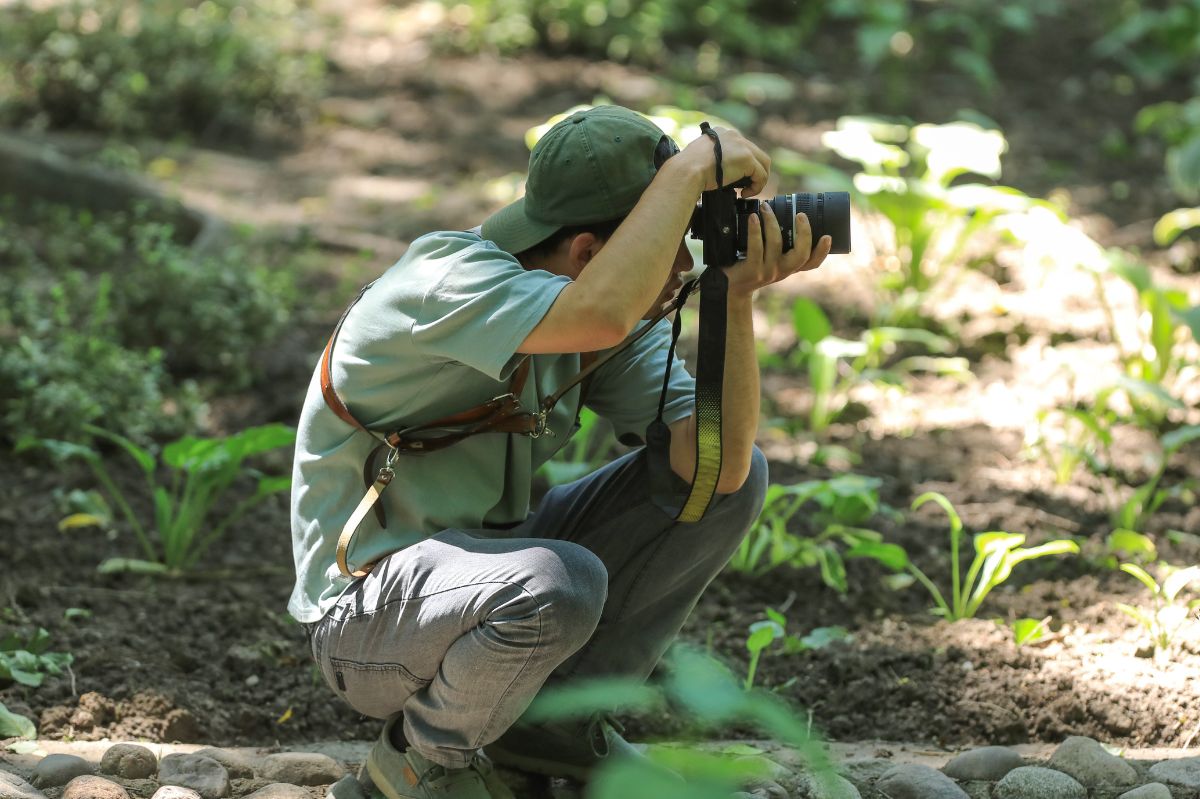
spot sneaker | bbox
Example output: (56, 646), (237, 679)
(483, 712), (644, 782)
(363, 715), (513, 799)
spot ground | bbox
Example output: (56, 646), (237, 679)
(2, 0), (1199, 772)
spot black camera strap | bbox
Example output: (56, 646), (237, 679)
(647, 121), (732, 523)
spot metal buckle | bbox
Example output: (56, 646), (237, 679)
(529, 409), (554, 439)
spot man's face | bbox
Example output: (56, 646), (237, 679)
(642, 239), (694, 320)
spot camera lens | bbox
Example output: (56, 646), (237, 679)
(767, 192), (851, 255)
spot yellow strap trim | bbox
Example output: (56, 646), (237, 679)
(678, 399), (722, 522)
(336, 469), (393, 578)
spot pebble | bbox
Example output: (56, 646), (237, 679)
(876, 764), (969, 799)
(101, 743), (158, 779)
(31, 754), (93, 788)
(151, 788), (204, 799)
(794, 772), (861, 799)
(1118, 784), (1173, 799)
(0, 771), (45, 799)
(193, 749), (257, 780)
(158, 754), (231, 799)
(325, 775), (366, 799)
(994, 766), (1086, 799)
(839, 758), (891, 788)
(943, 746), (1024, 781)
(61, 776), (129, 799)
(1047, 736), (1138, 788)
(1148, 757), (1200, 789)
(244, 785), (310, 799)
(259, 753), (344, 786)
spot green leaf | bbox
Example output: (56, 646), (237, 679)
(1154, 207), (1200, 246)
(1120, 563), (1160, 595)
(256, 475), (293, 496)
(1161, 425), (1200, 456)
(1106, 529), (1157, 561)
(746, 626), (778, 655)
(845, 540), (909, 571)
(764, 608), (788, 628)
(726, 72), (795, 104)
(223, 423), (297, 460)
(1162, 566), (1200, 604)
(1011, 617), (1050, 646)
(1165, 135), (1200, 203)
(83, 425), (156, 476)
(97, 558), (170, 575)
(799, 626), (850, 649)
(791, 298), (831, 345)
(0, 701), (36, 739)
(912, 492), (963, 535)
(974, 532), (1025, 557)
(523, 678), (662, 723)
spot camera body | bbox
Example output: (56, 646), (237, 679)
(689, 187), (852, 268)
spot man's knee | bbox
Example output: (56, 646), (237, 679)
(523, 542), (607, 647)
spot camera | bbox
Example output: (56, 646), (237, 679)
(689, 187), (851, 268)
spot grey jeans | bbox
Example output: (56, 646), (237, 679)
(307, 445), (768, 767)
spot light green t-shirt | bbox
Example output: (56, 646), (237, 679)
(288, 231), (696, 623)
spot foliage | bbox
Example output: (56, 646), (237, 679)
(25, 423), (295, 572)
(1009, 616), (1051, 647)
(786, 296), (970, 430)
(1136, 97), (1200, 205)
(0, 0), (326, 138)
(1113, 425), (1200, 534)
(1092, 0), (1200, 88)
(729, 473), (893, 591)
(0, 701), (37, 740)
(819, 117), (1053, 319)
(524, 645), (840, 798)
(536, 408), (619, 486)
(0, 627), (73, 689)
(1118, 563), (1200, 661)
(850, 492), (1079, 620)
(1104, 529), (1159, 569)
(744, 608), (849, 691)
(1026, 405), (1115, 485)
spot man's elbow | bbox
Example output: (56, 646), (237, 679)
(715, 459), (753, 495)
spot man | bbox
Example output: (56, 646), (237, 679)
(289, 105), (832, 799)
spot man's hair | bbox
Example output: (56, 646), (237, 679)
(514, 134), (679, 263)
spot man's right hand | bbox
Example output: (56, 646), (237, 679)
(676, 126), (772, 198)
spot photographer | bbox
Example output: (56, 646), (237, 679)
(289, 105), (832, 799)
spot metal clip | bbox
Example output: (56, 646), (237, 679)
(530, 410), (554, 439)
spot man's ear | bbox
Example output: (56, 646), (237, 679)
(567, 232), (603, 275)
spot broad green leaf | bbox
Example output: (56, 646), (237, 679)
(746, 625), (779, 654)
(97, 558), (170, 575)
(822, 124), (909, 171)
(799, 626), (851, 649)
(523, 677), (662, 723)
(0, 702), (35, 739)
(162, 436), (222, 471)
(1115, 376), (1185, 410)
(1120, 563), (1160, 595)
(1011, 617), (1050, 646)
(791, 297), (831, 345)
(764, 608), (788, 628)
(1009, 540), (1080, 564)
(911, 122), (1006, 184)
(1154, 207), (1200, 246)
(28, 439), (100, 464)
(57, 513), (106, 532)
(223, 423), (297, 460)
(1107, 529), (1157, 560)
(1162, 566), (1200, 604)
(769, 148), (856, 193)
(83, 425), (155, 476)
(974, 532), (1025, 557)
(846, 540), (909, 571)
(591, 757), (732, 799)
(1162, 425), (1200, 456)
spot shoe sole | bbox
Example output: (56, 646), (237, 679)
(483, 744), (591, 782)
(366, 757), (418, 799)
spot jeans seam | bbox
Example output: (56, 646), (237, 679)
(339, 580), (526, 620)
(472, 582), (543, 749)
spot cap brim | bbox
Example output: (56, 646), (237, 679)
(480, 197), (561, 255)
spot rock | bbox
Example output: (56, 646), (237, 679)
(994, 766), (1086, 799)
(158, 754), (231, 799)
(794, 771), (862, 799)
(62, 776), (129, 799)
(193, 749), (257, 780)
(960, 781), (992, 799)
(1118, 784), (1172, 799)
(943, 746), (1024, 781)
(839, 758), (891, 789)
(1148, 757), (1200, 789)
(31, 754), (94, 788)
(325, 775), (366, 799)
(0, 771), (46, 799)
(259, 753), (344, 786)
(1047, 736), (1138, 788)
(101, 743), (158, 779)
(735, 756), (795, 783)
(244, 785), (310, 799)
(151, 788), (204, 799)
(876, 764), (969, 799)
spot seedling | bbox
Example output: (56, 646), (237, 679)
(0, 628), (72, 688)
(1009, 617), (1052, 647)
(744, 609), (850, 691)
(1101, 529), (1158, 570)
(848, 492), (1079, 620)
(1118, 563), (1200, 662)
(26, 423), (294, 573)
(1113, 425), (1200, 533)
(1027, 406), (1114, 485)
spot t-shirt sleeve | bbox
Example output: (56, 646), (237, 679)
(411, 241), (571, 381)
(585, 318), (696, 443)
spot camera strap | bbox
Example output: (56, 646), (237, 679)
(646, 121), (731, 523)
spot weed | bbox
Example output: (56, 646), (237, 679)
(24, 423), (294, 573)
(0, 701), (36, 740)
(745, 608), (849, 691)
(850, 492), (1079, 620)
(0, 628), (72, 689)
(1009, 616), (1052, 647)
(1118, 563), (1200, 662)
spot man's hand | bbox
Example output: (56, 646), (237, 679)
(676, 126), (772, 197)
(724, 206), (832, 299)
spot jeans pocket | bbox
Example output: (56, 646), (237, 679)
(325, 657), (431, 718)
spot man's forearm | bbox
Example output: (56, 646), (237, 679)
(716, 293), (760, 492)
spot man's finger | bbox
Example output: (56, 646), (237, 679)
(797, 235), (833, 272)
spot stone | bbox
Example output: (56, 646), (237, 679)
(0, 771), (46, 799)
(794, 771), (862, 799)
(1148, 757), (1200, 789)
(61, 776), (129, 799)
(876, 764), (969, 799)
(1118, 784), (1173, 799)
(193, 749), (257, 780)
(994, 766), (1086, 799)
(158, 754), (231, 799)
(943, 746), (1024, 782)
(960, 781), (992, 799)
(325, 775), (366, 799)
(31, 754), (93, 788)
(1047, 736), (1138, 788)
(839, 758), (891, 789)
(244, 785), (310, 799)
(259, 753), (344, 787)
(151, 788), (204, 799)
(101, 743), (158, 779)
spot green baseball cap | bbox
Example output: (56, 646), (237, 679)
(482, 105), (670, 254)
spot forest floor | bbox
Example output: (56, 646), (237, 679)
(3, 0), (1200, 792)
